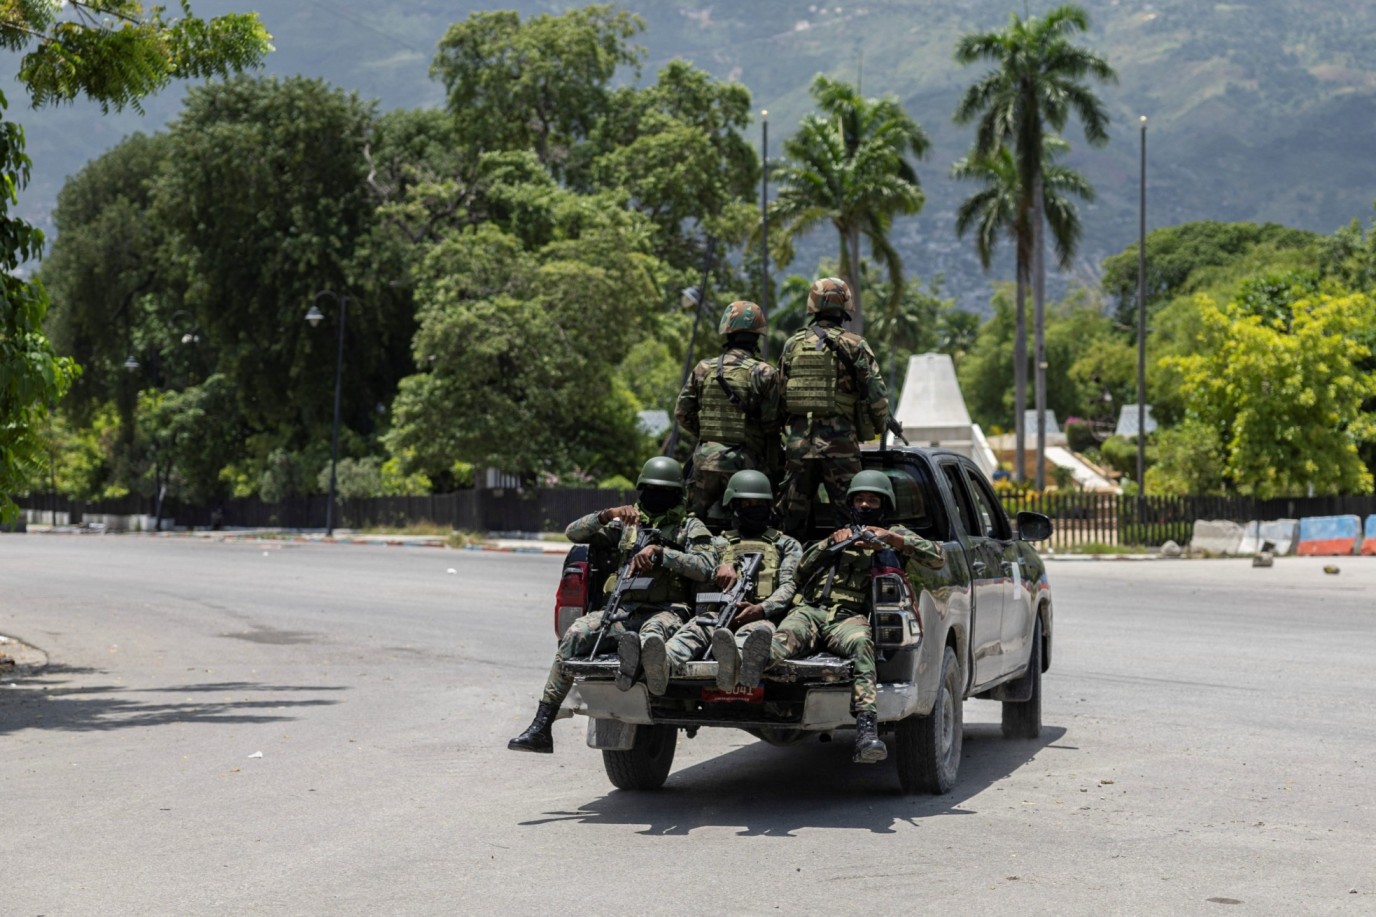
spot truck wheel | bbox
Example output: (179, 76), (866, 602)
(895, 645), (963, 795)
(602, 724), (677, 790)
(1001, 617), (1043, 739)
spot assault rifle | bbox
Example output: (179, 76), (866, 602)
(819, 524), (889, 601)
(587, 525), (663, 660)
(885, 416), (909, 446)
(696, 551), (765, 634)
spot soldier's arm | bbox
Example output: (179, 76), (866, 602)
(887, 523), (945, 569)
(674, 364), (704, 438)
(660, 517), (719, 583)
(760, 534), (804, 620)
(856, 340), (891, 430)
(565, 512), (623, 549)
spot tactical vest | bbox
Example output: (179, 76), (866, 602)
(785, 326), (858, 419)
(722, 529), (784, 600)
(803, 546), (870, 613)
(602, 520), (692, 605)
(698, 354), (758, 444)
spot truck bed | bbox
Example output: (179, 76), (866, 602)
(561, 654), (854, 684)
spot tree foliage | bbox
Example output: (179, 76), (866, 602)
(1159, 290), (1376, 497)
(770, 75), (927, 334)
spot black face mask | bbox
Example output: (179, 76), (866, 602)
(851, 505), (885, 527)
(732, 504), (771, 536)
(639, 488), (680, 516)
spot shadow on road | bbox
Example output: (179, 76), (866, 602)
(520, 722), (1067, 835)
(0, 664), (347, 735)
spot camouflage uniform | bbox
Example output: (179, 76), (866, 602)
(662, 527), (803, 668)
(675, 301), (782, 524)
(767, 524), (944, 715)
(777, 282), (890, 536)
(538, 505), (717, 707)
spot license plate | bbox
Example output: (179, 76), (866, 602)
(701, 685), (764, 704)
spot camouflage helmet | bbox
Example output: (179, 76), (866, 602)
(806, 277), (853, 318)
(636, 456), (685, 490)
(718, 300), (767, 338)
(846, 469), (895, 510)
(722, 469), (773, 507)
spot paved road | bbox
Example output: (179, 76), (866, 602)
(2, 535), (1372, 916)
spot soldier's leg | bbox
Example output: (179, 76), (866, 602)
(665, 619), (712, 667)
(822, 614), (878, 715)
(624, 607), (687, 694)
(736, 620), (777, 687)
(767, 604), (825, 665)
(539, 611), (606, 707)
(779, 454), (819, 537)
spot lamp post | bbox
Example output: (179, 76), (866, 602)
(760, 109), (770, 357)
(664, 239), (716, 456)
(306, 290), (348, 537)
(1136, 115), (1148, 519)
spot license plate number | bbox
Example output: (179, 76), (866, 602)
(701, 685), (764, 703)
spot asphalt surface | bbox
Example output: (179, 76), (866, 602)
(1, 535), (1373, 916)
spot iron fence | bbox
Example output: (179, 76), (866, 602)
(14, 489), (1376, 552)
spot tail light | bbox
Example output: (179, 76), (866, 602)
(554, 559), (589, 637)
(871, 563), (922, 649)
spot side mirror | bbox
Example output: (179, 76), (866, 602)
(1016, 511), (1053, 542)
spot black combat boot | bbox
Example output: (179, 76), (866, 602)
(738, 628), (773, 688)
(508, 701), (557, 754)
(711, 627), (740, 691)
(853, 711), (887, 764)
(616, 632), (641, 692)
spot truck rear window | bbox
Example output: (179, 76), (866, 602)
(862, 457), (949, 542)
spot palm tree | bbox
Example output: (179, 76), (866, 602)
(954, 3), (1115, 487)
(771, 75), (928, 335)
(952, 138), (1094, 481)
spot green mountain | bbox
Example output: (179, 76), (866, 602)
(13, 0), (1376, 310)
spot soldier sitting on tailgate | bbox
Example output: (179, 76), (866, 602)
(777, 277), (891, 537)
(507, 457), (717, 754)
(674, 300), (782, 530)
(637, 469), (802, 696)
(763, 470), (945, 765)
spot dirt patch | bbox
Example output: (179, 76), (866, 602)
(0, 634), (49, 675)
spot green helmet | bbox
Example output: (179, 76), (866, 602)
(722, 469), (773, 507)
(806, 277), (854, 318)
(718, 300), (767, 338)
(846, 469), (895, 510)
(637, 456), (685, 490)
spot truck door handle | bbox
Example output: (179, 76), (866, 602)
(971, 560), (988, 575)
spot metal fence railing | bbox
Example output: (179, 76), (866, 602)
(14, 489), (1376, 551)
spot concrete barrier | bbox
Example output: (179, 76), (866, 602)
(1296, 515), (1363, 556)
(1189, 519), (1245, 556)
(1362, 516), (1376, 556)
(1238, 519), (1300, 555)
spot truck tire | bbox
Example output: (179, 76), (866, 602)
(602, 724), (677, 790)
(895, 645), (963, 795)
(1001, 616), (1043, 739)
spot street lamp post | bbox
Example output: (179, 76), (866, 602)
(306, 290), (348, 537)
(1137, 115), (1148, 519)
(760, 109), (770, 358)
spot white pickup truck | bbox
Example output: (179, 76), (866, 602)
(551, 446), (1055, 794)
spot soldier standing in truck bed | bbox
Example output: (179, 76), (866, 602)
(777, 277), (891, 537)
(674, 300), (782, 529)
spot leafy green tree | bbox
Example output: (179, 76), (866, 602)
(386, 174), (666, 482)
(2, 2), (270, 112)
(153, 77), (404, 466)
(771, 75), (928, 334)
(1, 2), (268, 519)
(1161, 290), (1376, 497)
(953, 138), (1093, 479)
(429, 5), (643, 182)
(1101, 221), (1322, 326)
(954, 2), (1115, 486)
